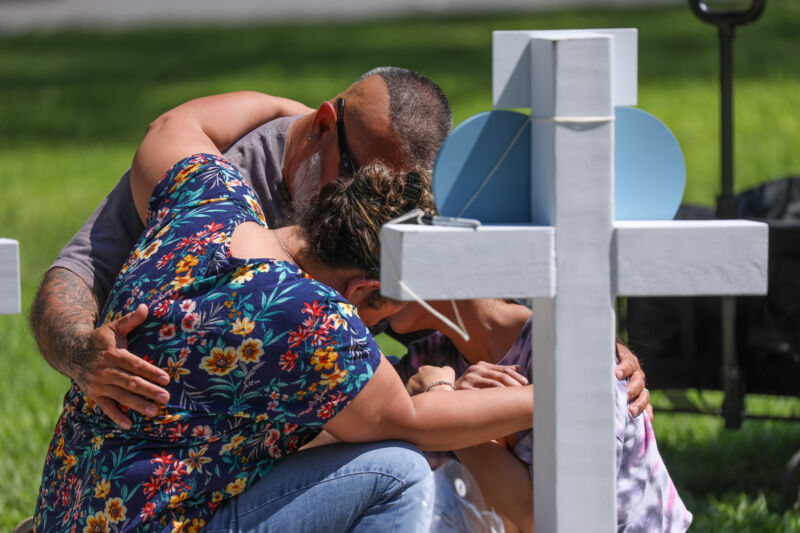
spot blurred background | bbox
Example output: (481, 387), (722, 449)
(1, 0), (799, 530)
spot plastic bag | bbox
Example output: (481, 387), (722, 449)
(430, 457), (505, 533)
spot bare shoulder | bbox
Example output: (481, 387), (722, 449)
(229, 222), (276, 260)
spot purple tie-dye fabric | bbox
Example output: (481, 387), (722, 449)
(614, 377), (693, 531)
(395, 316), (692, 532)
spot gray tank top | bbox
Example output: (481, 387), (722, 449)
(51, 115), (300, 306)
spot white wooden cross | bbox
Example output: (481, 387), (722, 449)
(0, 238), (21, 315)
(381, 29), (768, 531)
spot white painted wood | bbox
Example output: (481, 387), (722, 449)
(615, 220), (769, 296)
(0, 238), (21, 315)
(380, 225), (554, 300)
(493, 28), (637, 110)
(384, 27), (768, 533)
(528, 33), (618, 532)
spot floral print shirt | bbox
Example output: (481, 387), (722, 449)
(34, 154), (382, 532)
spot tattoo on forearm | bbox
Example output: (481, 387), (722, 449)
(30, 268), (100, 380)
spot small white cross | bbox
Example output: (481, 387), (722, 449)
(381, 29), (768, 531)
(0, 238), (20, 315)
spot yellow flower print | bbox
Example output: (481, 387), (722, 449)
(187, 518), (206, 533)
(140, 239), (163, 259)
(184, 445), (212, 473)
(94, 479), (111, 499)
(320, 364), (349, 390)
(170, 272), (196, 290)
(232, 266), (255, 284)
(61, 454), (77, 472)
(220, 434), (246, 455)
(328, 313), (345, 330)
(55, 435), (66, 458)
(237, 338), (264, 363)
(91, 435), (104, 450)
(83, 396), (98, 416)
(199, 347), (239, 376)
(161, 412), (183, 424)
(175, 254), (199, 273)
(337, 302), (356, 317)
(83, 511), (110, 533)
(104, 497), (127, 523)
(225, 477), (247, 496)
(245, 195), (266, 224)
(155, 223), (172, 240)
(168, 162), (200, 193)
(167, 356), (191, 382)
(103, 309), (116, 326)
(257, 263), (270, 273)
(310, 346), (338, 372)
(231, 317), (255, 336)
(211, 491), (224, 503)
(169, 491), (190, 509)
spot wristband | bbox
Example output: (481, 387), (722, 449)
(424, 380), (455, 393)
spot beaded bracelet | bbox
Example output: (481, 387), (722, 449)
(424, 380), (455, 393)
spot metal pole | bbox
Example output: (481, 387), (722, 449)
(718, 21), (736, 219)
(688, 0), (767, 428)
(718, 21), (742, 428)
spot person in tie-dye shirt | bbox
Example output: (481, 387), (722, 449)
(35, 93), (535, 532)
(392, 299), (692, 533)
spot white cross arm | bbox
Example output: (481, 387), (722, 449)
(0, 238), (20, 315)
(380, 225), (554, 300)
(380, 219), (769, 301)
(493, 28), (638, 110)
(615, 220), (769, 296)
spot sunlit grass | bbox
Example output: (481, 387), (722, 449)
(1, 1), (799, 529)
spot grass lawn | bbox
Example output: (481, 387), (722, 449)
(1, 2), (799, 530)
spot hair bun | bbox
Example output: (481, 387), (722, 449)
(402, 171), (422, 209)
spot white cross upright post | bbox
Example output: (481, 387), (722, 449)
(380, 29), (768, 532)
(0, 238), (21, 315)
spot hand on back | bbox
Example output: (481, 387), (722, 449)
(615, 342), (653, 420)
(75, 304), (170, 430)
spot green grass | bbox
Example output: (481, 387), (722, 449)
(650, 391), (800, 532)
(1, 2), (799, 529)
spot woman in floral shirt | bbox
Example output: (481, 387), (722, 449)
(34, 92), (534, 532)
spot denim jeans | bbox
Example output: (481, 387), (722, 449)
(204, 440), (434, 533)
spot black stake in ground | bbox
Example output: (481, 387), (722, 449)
(689, 0), (766, 428)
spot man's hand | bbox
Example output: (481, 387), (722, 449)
(455, 361), (528, 390)
(405, 365), (456, 395)
(615, 342), (653, 420)
(31, 268), (170, 430)
(81, 304), (170, 429)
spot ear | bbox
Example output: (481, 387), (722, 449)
(342, 276), (380, 306)
(309, 101), (337, 143)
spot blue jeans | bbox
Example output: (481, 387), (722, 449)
(204, 440), (434, 533)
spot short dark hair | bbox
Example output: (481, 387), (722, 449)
(360, 66), (452, 171)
